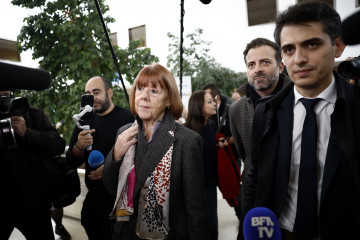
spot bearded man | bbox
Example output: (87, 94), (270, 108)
(229, 38), (290, 216)
(66, 76), (134, 239)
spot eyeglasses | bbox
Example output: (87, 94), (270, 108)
(219, 139), (227, 143)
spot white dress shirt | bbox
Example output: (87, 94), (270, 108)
(279, 75), (336, 234)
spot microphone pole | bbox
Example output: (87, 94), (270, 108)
(179, 0), (185, 99)
(93, 0), (129, 106)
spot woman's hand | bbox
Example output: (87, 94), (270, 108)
(113, 125), (138, 161)
(216, 137), (229, 148)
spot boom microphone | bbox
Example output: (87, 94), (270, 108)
(0, 61), (51, 91)
(243, 207), (281, 240)
(341, 10), (360, 45)
(199, 0), (212, 4)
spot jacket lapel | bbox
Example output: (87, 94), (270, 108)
(320, 132), (341, 203)
(276, 89), (294, 187)
(134, 113), (176, 196)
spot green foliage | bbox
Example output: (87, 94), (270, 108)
(12, 0), (158, 142)
(167, 28), (247, 97)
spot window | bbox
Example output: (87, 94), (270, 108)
(298, 0), (333, 7)
(110, 32), (118, 47)
(0, 39), (21, 62)
(247, 0), (277, 26)
(128, 25), (146, 48)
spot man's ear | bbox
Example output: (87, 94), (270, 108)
(107, 88), (113, 98)
(335, 37), (346, 58)
(278, 61), (285, 74)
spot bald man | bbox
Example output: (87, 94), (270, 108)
(66, 76), (134, 239)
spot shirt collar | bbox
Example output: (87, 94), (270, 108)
(293, 74), (336, 105)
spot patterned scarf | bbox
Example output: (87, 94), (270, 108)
(111, 121), (173, 239)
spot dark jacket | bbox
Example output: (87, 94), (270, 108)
(229, 73), (290, 210)
(244, 72), (360, 239)
(3, 106), (65, 221)
(103, 112), (210, 240)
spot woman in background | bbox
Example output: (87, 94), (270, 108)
(185, 90), (225, 240)
(103, 63), (209, 240)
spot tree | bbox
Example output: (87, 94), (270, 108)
(167, 28), (247, 97)
(12, 0), (159, 142)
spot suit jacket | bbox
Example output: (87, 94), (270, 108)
(244, 72), (360, 239)
(229, 74), (290, 210)
(103, 112), (210, 240)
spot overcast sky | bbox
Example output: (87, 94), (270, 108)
(0, 0), (245, 71)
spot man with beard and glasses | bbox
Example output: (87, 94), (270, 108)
(66, 76), (134, 239)
(229, 38), (290, 226)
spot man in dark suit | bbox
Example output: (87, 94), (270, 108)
(243, 2), (360, 240)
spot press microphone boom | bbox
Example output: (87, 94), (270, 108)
(0, 61), (50, 91)
(341, 10), (360, 45)
(199, 0), (212, 4)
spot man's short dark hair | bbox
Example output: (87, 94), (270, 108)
(201, 83), (220, 98)
(243, 38), (282, 65)
(100, 77), (112, 90)
(274, 2), (341, 46)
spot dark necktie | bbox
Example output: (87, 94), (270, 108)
(293, 98), (322, 239)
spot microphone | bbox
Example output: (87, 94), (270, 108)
(341, 10), (360, 45)
(88, 150), (105, 168)
(0, 61), (50, 91)
(243, 207), (282, 240)
(199, 0), (212, 4)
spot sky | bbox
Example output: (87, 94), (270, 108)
(1, 0), (359, 73)
(0, 0), (245, 71)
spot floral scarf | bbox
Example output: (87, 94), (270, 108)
(111, 121), (174, 239)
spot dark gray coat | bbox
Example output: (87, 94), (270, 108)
(103, 112), (210, 240)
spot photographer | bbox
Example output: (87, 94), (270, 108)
(1, 90), (66, 239)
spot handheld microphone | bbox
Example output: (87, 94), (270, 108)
(243, 207), (281, 240)
(88, 150), (105, 168)
(341, 10), (360, 45)
(0, 61), (51, 91)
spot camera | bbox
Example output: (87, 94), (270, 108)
(338, 56), (360, 79)
(0, 94), (30, 149)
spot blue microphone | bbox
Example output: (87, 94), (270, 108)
(243, 207), (281, 240)
(88, 150), (104, 168)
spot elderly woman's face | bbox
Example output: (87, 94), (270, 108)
(135, 82), (169, 123)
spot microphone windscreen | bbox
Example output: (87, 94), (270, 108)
(243, 207), (281, 240)
(0, 61), (51, 91)
(88, 150), (105, 168)
(341, 10), (360, 45)
(199, 0), (212, 4)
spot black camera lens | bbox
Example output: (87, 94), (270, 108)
(338, 57), (360, 79)
(11, 97), (30, 116)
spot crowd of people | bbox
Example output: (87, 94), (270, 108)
(3, 2), (360, 240)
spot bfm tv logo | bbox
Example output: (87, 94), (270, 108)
(251, 216), (275, 238)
